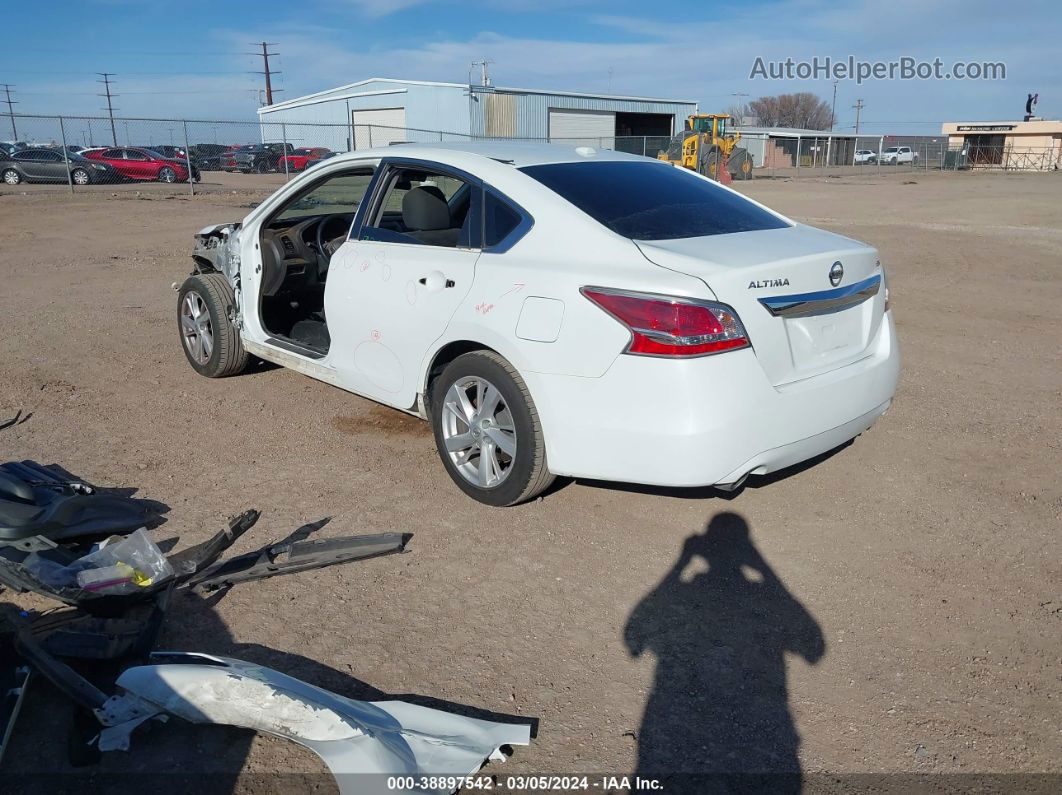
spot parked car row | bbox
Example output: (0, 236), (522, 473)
(1, 148), (118, 185)
(1, 145), (200, 185)
(1, 139), (339, 185)
(219, 143), (338, 173)
(854, 146), (920, 165)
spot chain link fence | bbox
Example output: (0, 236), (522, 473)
(2, 113), (1058, 195)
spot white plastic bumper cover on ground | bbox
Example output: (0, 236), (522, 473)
(102, 653), (531, 795)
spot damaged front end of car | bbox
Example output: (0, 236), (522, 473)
(191, 223), (242, 282)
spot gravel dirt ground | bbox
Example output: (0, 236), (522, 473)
(1, 170), (1059, 793)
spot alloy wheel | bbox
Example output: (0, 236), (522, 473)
(441, 376), (517, 488)
(180, 291), (213, 364)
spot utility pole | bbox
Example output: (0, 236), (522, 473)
(852, 98), (864, 135)
(252, 42), (280, 106)
(471, 59), (494, 87)
(830, 80), (838, 131)
(1, 84), (17, 139)
(97, 73), (118, 146)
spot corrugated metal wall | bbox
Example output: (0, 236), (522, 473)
(469, 88), (696, 140)
(258, 79), (697, 148)
(257, 81), (473, 148)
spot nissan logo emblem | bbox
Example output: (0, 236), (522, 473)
(829, 261), (844, 286)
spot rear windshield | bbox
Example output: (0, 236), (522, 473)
(520, 161), (788, 240)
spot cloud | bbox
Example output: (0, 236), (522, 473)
(214, 9), (1059, 132)
(18, 0), (1058, 132)
(342, 0), (434, 18)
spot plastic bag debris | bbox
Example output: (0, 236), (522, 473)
(21, 529), (173, 596)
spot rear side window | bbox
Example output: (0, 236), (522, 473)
(484, 191), (521, 248)
(520, 161), (788, 240)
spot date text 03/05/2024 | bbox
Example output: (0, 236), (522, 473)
(385, 775), (663, 791)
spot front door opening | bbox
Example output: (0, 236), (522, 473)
(963, 134), (1005, 165)
(258, 168), (374, 355)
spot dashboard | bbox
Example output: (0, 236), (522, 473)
(259, 213), (354, 295)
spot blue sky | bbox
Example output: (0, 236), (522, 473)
(0, 0), (1057, 134)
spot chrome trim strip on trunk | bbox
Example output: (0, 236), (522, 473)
(758, 274), (881, 318)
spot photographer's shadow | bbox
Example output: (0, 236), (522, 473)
(625, 512), (825, 793)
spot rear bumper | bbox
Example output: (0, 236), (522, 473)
(525, 312), (899, 488)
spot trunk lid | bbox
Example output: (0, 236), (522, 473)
(637, 224), (885, 386)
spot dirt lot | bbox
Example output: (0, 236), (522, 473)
(1, 170), (1059, 792)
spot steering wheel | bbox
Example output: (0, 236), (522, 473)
(315, 214), (352, 263)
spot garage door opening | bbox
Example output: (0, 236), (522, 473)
(352, 107), (406, 150)
(614, 112), (675, 155)
(615, 112), (674, 137)
(548, 108), (615, 148)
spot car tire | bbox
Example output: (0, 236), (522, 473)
(177, 273), (249, 378)
(255, 160), (268, 174)
(2, 168), (21, 185)
(71, 168), (90, 185)
(430, 351), (554, 506)
(158, 167), (177, 183)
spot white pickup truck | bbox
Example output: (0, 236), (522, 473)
(880, 146), (919, 165)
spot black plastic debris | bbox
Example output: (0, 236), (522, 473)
(186, 518), (410, 593)
(0, 460), (157, 543)
(0, 638), (31, 766)
(1, 461), (413, 768)
(0, 410), (27, 431)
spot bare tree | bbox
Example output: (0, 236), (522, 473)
(723, 102), (755, 125)
(747, 93), (833, 130)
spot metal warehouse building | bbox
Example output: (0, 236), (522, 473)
(732, 126), (859, 168)
(257, 78), (697, 153)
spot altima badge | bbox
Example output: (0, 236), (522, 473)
(829, 261), (844, 286)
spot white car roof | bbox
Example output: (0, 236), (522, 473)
(328, 141), (655, 169)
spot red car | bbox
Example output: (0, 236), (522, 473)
(219, 145), (241, 171)
(82, 146), (199, 183)
(277, 147), (332, 172)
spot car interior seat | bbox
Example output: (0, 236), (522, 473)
(402, 186), (460, 247)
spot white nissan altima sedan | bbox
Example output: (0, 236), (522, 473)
(178, 142), (899, 506)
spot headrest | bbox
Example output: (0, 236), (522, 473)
(402, 185), (450, 231)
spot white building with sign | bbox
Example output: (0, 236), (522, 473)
(941, 119), (1062, 170)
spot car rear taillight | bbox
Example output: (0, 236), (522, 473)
(880, 263), (891, 311)
(581, 287), (750, 357)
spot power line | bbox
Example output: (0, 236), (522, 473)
(16, 89), (259, 96)
(1, 84), (17, 139)
(0, 70), (254, 76)
(97, 72), (118, 146)
(249, 42), (281, 106)
(7, 48), (241, 56)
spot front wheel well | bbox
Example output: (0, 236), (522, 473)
(191, 255), (217, 274)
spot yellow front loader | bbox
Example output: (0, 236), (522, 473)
(658, 114), (754, 181)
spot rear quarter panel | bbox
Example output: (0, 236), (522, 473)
(421, 157), (721, 388)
